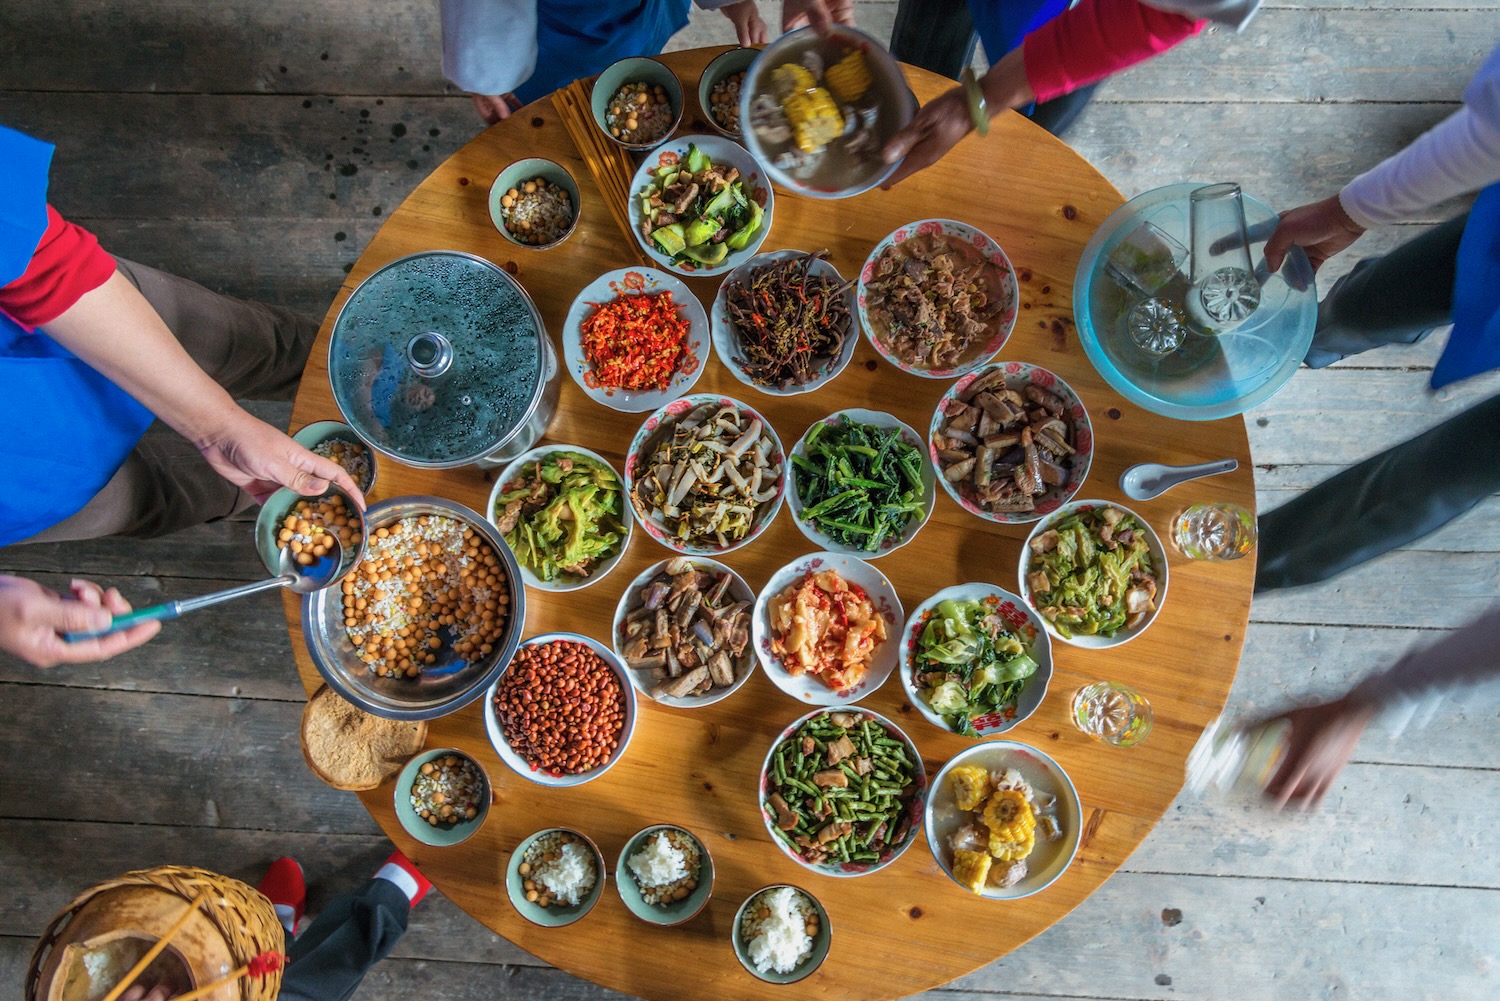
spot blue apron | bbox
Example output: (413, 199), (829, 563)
(1431, 181), (1500, 389)
(0, 126), (154, 545)
(513, 0), (691, 105)
(968, 0), (1072, 70)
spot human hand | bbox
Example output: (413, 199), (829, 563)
(471, 93), (520, 125)
(782, 0), (854, 33)
(196, 410), (365, 508)
(1262, 696), (1375, 810)
(721, 1), (769, 45)
(121, 984), (174, 1001)
(879, 86), (972, 189)
(1263, 194), (1365, 274)
(0, 576), (162, 667)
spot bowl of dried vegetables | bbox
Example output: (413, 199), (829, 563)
(624, 395), (785, 556)
(787, 409), (935, 558)
(487, 445), (633, 592)
(1018, 500), (1168, 648)
(898, 583), (1052, 738)
(562, 266), (709, 414)
(710, 249), (858, 397)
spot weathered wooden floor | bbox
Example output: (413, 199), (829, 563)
(2, 2), (1498, 998)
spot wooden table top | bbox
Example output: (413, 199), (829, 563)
(286, 46), (1256, 1001)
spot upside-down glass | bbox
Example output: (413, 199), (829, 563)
(1186, 183), (1261, 335)
(1172, 502), (1256, 561)
(1071, 682), (1153, 746)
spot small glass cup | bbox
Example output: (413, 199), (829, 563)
(1173, 502), (1256, 561)
(1071, 682), (1152, 746)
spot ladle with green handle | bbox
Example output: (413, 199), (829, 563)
(63, 538), (343, 642)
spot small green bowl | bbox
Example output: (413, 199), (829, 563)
(488, 158), (581, 250)
(614, 824), (714, 926)
(697, 47), (757, 138)
(292, 419), (378, 495)
(505, 828), (607, 927)
(253, 484), (367, 582)
(732, 884), (832, 984)
(393, 748), (492, 848)
(591, 56), (684, 152)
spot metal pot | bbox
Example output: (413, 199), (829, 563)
(327, 250), (560, 469)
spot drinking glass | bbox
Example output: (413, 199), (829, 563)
(1172, 502), (1256, 561)
(1071, 682), (1153, 746)
(1185, 183), (1261, 334)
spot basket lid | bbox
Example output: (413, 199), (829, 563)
(328, 251), (548, 467)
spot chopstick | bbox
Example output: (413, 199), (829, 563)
(99, 889), (211, 1001)
(551, 79), (650, 264)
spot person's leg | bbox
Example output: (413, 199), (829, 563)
(1026, 82), (1099, 138)
(112, 256), (317, 400)
(275, 852), (432, 1001)
(1304, 214), (1468, 368)
(890, 0), (979, 80)
(1256, 390), (1500, 592)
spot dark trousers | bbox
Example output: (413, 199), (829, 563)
(1256, 215), (1490, 592)
(278, 878), (412, 1001)
(19, 258), (316, 543)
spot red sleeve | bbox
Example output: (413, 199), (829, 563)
(1022, 0), (1205, 105)
(0, 205), (117, 331)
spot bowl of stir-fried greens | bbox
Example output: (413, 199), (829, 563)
(900, 583), (1052, 737)
(787, 409), (936, 558)
(1019, 500), (1168, 648)
(488, 445), (633, 592)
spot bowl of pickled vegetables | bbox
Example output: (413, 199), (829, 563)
(899, 583), (1052, 737)
(488, 445), (633, 592)
(1018, 500), (1168, 648)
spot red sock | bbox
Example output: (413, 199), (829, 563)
(375, 849), (432, 907)
(258, 857), (305, 932)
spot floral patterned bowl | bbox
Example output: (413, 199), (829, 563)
(562, 267), (709, 414)
(898, 583), (1053, 738)
(857, 219), (1018, 379)
(929, 361), (1093, 525)
(623, 394), (785, 556)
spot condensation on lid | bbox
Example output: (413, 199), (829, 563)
(328, 251), (545, 466)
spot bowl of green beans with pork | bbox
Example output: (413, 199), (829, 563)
(759, 707), (927, 877)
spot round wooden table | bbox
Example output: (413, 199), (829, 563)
(286, 47), (1256, 1001)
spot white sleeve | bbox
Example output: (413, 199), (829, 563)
(1348, 606), (1500, 736)
(1139, 0), (1261, 30)
(440, 0), (539, 96)
(1338, 42), (1500, 228)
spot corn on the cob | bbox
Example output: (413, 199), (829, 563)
(825, 49), (871, 104)
(988, 827), (1036, 862)
(981, 789), (1036, 844)
(770, 62), (818, 99)
(781, 87), (843, 153)
(949, 765), (992, 812)
(951, 849), (992, 893)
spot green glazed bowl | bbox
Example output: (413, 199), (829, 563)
(505, 828), (607, 927)
(614, 824), (714, 926)
(392, 747), (491, 848)
(292, 419), (378, 495)
(591, 56), (684, 152)
(731, 884), (832, 984)
(488, 158), (581, 251)
(252, 483), (366, 582)
(697, 46), (757, 137)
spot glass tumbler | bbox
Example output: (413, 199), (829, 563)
(1173, 502), (1256, 561)
(1071, 682), (1153, 747)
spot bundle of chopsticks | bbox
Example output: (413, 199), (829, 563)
(552, 79), (650, 264)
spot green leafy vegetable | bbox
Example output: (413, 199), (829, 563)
(1024, 506), (1159, 638)
(493, 451), (626, 583)
(912, 597), (1038, 734)
(792, 415), (926, 552)
(638, 144), (763, 269)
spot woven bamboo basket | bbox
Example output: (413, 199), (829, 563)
(26, 865), (285, 1001)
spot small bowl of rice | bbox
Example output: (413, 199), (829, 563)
(505, 827), (606, 927)
(614, 823), (714, 926)
(488, 157), (581, 250)
(732, 884), (831, 984)
(292, 419), (378, 495)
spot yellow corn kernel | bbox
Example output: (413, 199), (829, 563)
(782, 87), (844, 153)
(948, 765), (991, 812)
(988, 827), (1036, 862)
(951, 849), (992, 893)
(825, 49), (871, 104)
(769, 62), (818, 99)
(981, 789), (1036, 844)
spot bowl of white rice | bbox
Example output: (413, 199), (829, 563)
(732, 884), (831, 984)
(614, 823), (714, 926)
(505, 827), (606, 927)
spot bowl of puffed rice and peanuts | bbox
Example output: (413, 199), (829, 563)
(488, 158), (581, 251)
(293, 420), (378, 494)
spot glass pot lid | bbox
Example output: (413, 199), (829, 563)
(328, 251), (546, 467)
